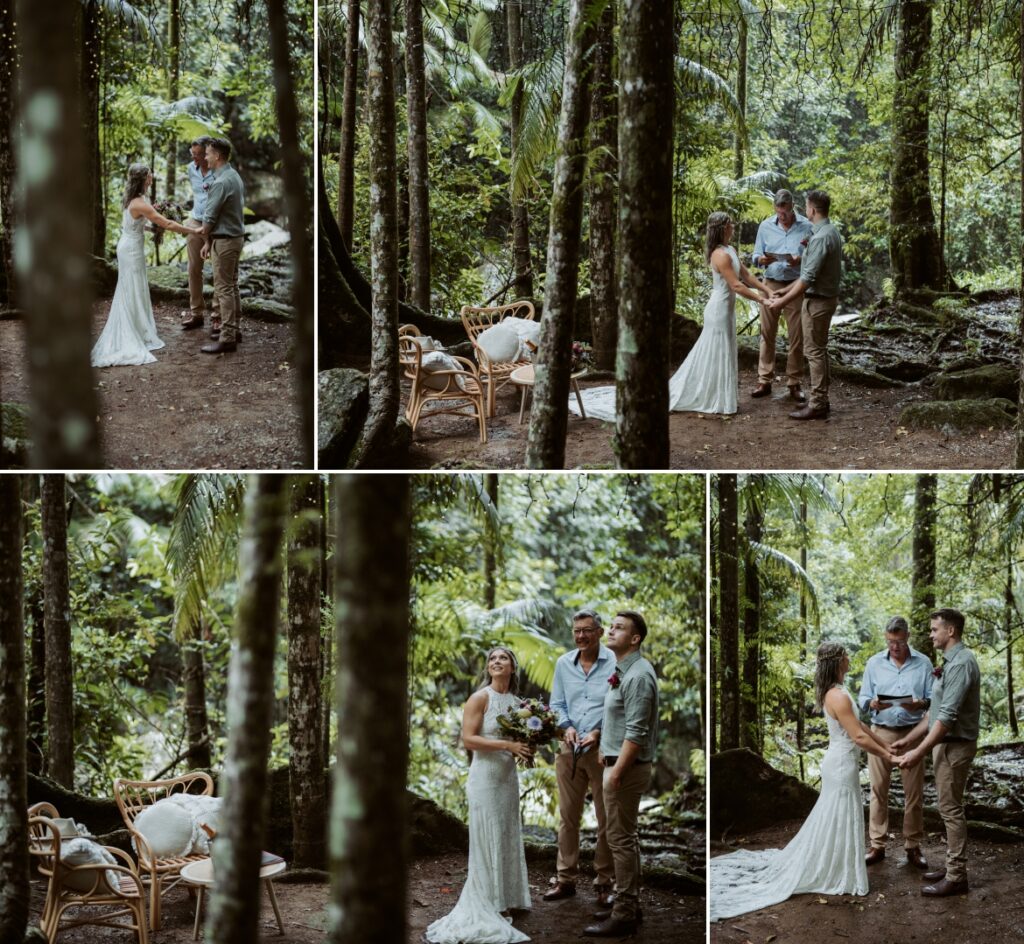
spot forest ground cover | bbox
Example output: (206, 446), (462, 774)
(710, 820), (1024, 944)
(0, 301), (302, 469)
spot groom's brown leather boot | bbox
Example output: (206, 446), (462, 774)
(583, 915), (640, 937)
(922, 867), (946, 882)
(905, 847), (928, 869)
(750, 382), (772, 398)
(788, 384), (806, 403)
(865, 847), (885, 866)
(201, 340), (237, 354)
(921, 877), (968, 897)
(789, 404), (830, 420)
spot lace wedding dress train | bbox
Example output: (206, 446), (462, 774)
(568, 245), (739, 421)
(710, 688), (868, 921)
(91, 207), (165, 367)
(426, 688), (531, 944)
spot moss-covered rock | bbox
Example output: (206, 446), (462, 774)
(933, 364), (1017, 402)
(899, 398), (1016, 431)
(318, 369), (370, 468)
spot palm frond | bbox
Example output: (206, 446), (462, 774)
(854, 0), (899, 79)
(676, 57), (747, 144)
(748, 539), (821, 628)
(89, 0), (160, 43)
(508, 48), (565, 200)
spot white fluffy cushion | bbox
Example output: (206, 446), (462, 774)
(61, 837), (119, 894)
(420, 350), (468, 391)
(133, 797), (194, 858)
(502, 317), (541, 360)
(475, 323), (520, 363)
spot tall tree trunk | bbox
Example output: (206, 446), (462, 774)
(83, 0), (105, 260)
(1006, 552), (1019, 736)
(206, 475), (286, 944)
(588, 0), (617, 372)
(1015, 4), (1024, 468)
(337, 0), (361, 247)
(483, 473), (499, 609)
(910, 473), (937, 660)
(614, 0), (675, 469)
(287, 475), (326, 870)
(268, 0), (315, 466)
(41, 474), (74, 788)
(0, 475), (27, 943)
(182, 618), (211, 770)
(330, 474), (411, 944)
(26, 583), (46, 775)
(319, 477), (332, 764)
(797, 498), (808, 781)
(0, 1), (14, 308)
(405, 0), (431, 312)
(506, 0), (532, 298)
(889, 0), (942, 296)
(353, 0), (402, 465)
(741, 490), (763, 753)
(165, 0), (180, 199)
(17, 0), (101, 466)
(525, 0), (595, 469)
(733, 15), (747, 178)
(718, 474), (740, 751)
(709, 516), (718, 755)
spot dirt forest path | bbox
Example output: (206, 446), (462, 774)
(710, 821), (1024, 944)
(2, 300), (302, 469)
(405, 364), (1013, 470)
(409, 853), (704, 944)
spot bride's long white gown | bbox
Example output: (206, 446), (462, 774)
(91, 207), (165, 368)
(710, 688), (868, 921)
(426, 688), (531, 944)
(569, 244), (739, 420)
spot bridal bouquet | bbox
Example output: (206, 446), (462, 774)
(152, 200), (186, 244)
(496, 698), (560, 767)
(570, 341), (593, 374)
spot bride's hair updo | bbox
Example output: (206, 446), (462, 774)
(814, 641), (848, 711)
(482, 646), (520, 695)
(705, 212), (733, 263)
(123, 163), (151, 208)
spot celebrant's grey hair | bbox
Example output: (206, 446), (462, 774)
(572, 608), (603, 628)
(123, 163), (151, 208)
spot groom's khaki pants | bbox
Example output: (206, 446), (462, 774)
(801, 295), (838, 410)
(211, 236), (244, 343)
(867, 724), (925, 850)
(184, 220), (217, 315)
(933, 739), (976, 882)
(554, 743), (614, 887)
(603, 760), (651, 922)
(758, 279), (804, 386)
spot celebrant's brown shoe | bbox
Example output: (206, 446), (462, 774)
(922, 868), (947, 882)
(201, 340), (237, 355)
(750, 382), (772, 398)
(905, 847), (928, 869)
(922, 878), (968, 897)
(788, 384), (806, 403)
(865, 847), (885, 866)
(789, 404), (830, 420)
(542, 883), (576, 902)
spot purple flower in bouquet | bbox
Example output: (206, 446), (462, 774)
(526, 716), (543, 732)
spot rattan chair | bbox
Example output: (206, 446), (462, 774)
(28, 807), (148, 943)
(113, 771), (214, 931)
(460, 300), (535, 416)
(399, 332), (488, 442)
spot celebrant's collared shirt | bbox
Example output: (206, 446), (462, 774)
(930, 641), (981, 740)
(799, 217), (843, 297)
(600, 651), (659, 762)
(753, 212), (814, 281)
(187, 161), (215, 221)
(203, 163), (246, 237)
(858, 646), (934, 727)
(550, 644), (615, 736)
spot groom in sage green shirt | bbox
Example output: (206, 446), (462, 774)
(893, 608), (981, 898)
(583, 611), (659, 938)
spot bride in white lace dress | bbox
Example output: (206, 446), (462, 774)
(91, 163), (191, 368)
(710, 642), (899, 921)
(570, 211), (770, 421)
(426, 647), (534, 944)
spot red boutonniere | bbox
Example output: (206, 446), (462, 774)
(608, 672), (621, 689)
(800, 238), (809, 247)
(932, 666), (943, 679)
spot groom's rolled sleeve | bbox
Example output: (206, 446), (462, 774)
(622, 677), (656, 751)
(203, 181), (227, 229)
(935, 664), (970, 727)
(799, 238), (825, 289)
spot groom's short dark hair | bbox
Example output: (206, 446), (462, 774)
(806, 189), (831, 215)
(931, 608), (965, 637)
(208, 138), (232, 161)
(616, 610), (648, 643)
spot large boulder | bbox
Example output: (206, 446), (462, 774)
(710, 749), (818, 838)
(318, 369), (370, 468)
(933, 364), (1017, 402)
(899, 398), (1016, 432)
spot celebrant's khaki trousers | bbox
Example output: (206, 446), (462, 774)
(184, 220), (217, 315)
(933, 739), (976, 882)
(801, 295), (839, 410)
(758, 279), (804, 386)
(603, 761), (651, 921)
(554, 743), (614, 886)
(868, 724), (925, 850)
(211, 236), (244, 342)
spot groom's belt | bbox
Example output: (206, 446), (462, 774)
(873, 722), (917, 731)
(602, 757), (651, 767)
(942, 735), (976, 743)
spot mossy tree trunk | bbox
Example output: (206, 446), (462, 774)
(27, 583), (45, 775)
(797, 499), (808, 781)
(0, 1), (14, 308)
(0, 474), (28, 943)
(405, 0), (431, 313)
(588, 0), (617, 372)
(164, 0), (180, 202)
(614, 0), (674, 469)
(287, 474), (326, 870)
(506, 0), (532, 299)
(1015, 4), (1024, 469)
(718, 474), (740, 752)
(182, 618), (211, 771)
(483, 473), (499, 609)
(525, 0), (594, 469)
(206, 475), (287, 944)
(910, 473), (937, 660)
(16, 0), (101, 466)
(741, 488), (763, 754)
(337, 0), (360, 247)
(329, 474), (411, 944)
(41, 474), (73, 788)
(733, 14), (746, 178)
(889, 0), (943, 296)
(267, 0), (315, 465)
(82, 1), (105, 261)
